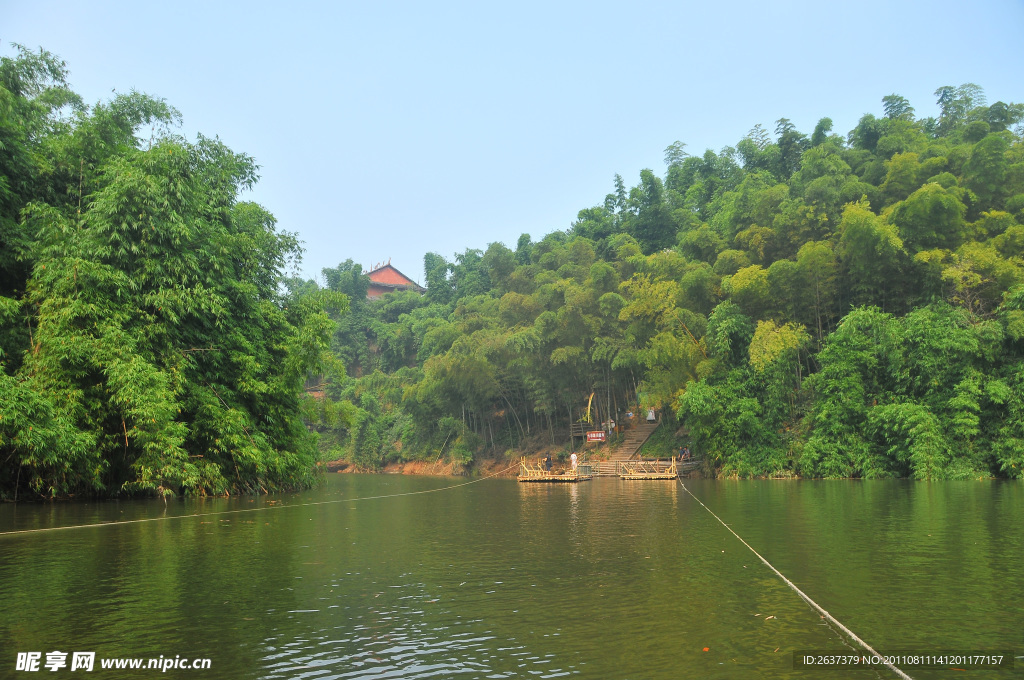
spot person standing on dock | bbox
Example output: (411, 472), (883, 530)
(570, 452), (578, 471)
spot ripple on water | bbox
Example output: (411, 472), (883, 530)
(258, 577), (568, 679)
(260, 621), (539, 679)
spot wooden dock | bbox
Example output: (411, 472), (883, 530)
(619, 459), (678, 480)
(517, 458), (593, 483)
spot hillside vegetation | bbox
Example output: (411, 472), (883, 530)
(3, 46), (1023, 498)
(308, 86), (1024, 480)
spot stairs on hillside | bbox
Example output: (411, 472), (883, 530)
(592, 419), (661, 476)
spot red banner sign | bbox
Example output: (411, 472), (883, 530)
(586, 430), (606, 442)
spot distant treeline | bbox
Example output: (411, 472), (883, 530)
(305, 85), (1024, 480)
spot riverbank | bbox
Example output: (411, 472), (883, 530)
(325, 439), (612, 478)
(324, 421), (690, 478)
(325, 452), (554, 478)
(325, 457), (514, 477)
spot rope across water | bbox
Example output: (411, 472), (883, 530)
(0, 463), (519, 537)
(3, 465), (915, 680)
(677, 478), (914, 680)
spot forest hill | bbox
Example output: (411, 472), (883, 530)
(308, 87), (1024, 482)
(1, 47), (1022, 498)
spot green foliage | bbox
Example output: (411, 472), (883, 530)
(801, 304), (1017, 479)
(0, 49), (336, 498)
(889, 183), (968, 252)
(706, 302), (754, 367)
(963, 134), (1010, 209)
(15, 52), (1018, 485)
(749, 320), (808, 374)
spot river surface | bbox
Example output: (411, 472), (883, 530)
(1, 476), (1021, 679)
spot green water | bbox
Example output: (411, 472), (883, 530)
(1, 476), (1021, 679)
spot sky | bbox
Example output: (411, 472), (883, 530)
(3, 0), (1023, 285)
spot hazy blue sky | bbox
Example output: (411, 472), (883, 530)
(4, 0), (1022, 283)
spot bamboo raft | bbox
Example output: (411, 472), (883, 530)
(518, 458), (593, 483)
(619, 459), (678, 480)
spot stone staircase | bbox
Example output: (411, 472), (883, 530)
(592, 420), (661, 476)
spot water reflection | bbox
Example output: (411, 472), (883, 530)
(567, 482), (581, 525)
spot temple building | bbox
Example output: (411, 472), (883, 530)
(366, 261), (426, 299)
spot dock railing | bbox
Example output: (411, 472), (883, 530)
(518, 457), (593, 481)
(618, 459), (677, 477)
(519, 458), (550, 479)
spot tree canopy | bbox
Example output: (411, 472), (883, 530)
(0, 46), (343, 498)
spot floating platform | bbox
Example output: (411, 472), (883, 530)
(618, 460), (678, 480)
(518, 459), (593, 483)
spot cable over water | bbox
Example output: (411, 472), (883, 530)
(0, 463), (518, 537)
(677, 478), (914, 680)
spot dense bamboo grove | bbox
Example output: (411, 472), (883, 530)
(0, 48), (343, 498)
(309, 87), (1024, 480)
